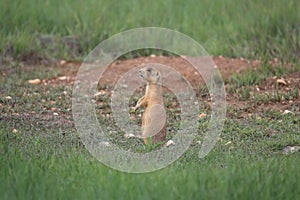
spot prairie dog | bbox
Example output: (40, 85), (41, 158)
(134, 67), (167, 144)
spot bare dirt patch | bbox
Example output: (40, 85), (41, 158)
(52, 55), (261, 87)
(22, 56), (299, 116)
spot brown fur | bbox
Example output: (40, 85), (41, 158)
(134, 67), (167, 144)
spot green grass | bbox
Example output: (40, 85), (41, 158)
(2, 144), (299, 200)
(1, 0), (300, 199)
(0, 0), (299, 61)
(1, 64), (300, 199)
(1, 114), (299, 200)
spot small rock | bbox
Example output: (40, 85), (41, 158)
(283, 110), (293, 115)
(285, 87), (291, 91)
(58, 76), (67, 81)
(165, 140), (175, 147)
(196, 141), (202, 145)
(53, 112), (59, 116)
(5, 96), (12, 100)
(28, 79), (41, 85)
(60, 60), (67, 65)
(150, 54), (156, 58)
(12, 129), (18, 133)
(199, 113), (207, 119)
(124, 133), (135, 138)
(284, 146), (300, 154)
(276, 78), (287, 85)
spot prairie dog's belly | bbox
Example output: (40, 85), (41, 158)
(142, 103), (166, 138)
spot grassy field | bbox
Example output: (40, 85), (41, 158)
(1, 0), (300, 199)
(0, 0), (299, 61)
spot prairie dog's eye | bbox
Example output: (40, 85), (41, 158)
(146, 67), (152, 72)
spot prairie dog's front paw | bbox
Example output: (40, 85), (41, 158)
(133, 105), (139, 112)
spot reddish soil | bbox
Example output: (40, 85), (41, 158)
(43, 56), (299, 116)
(52, 55), (261, 86)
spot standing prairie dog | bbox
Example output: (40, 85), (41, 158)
(134, 67), (167, 145)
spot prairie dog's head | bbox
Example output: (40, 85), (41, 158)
(139, 67), (161, 84)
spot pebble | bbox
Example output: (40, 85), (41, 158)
(124, 133), (135, 138)
(284, 146), (300, 154)
(165, 140), (175, 147)
(199, 113), (207, 118)
(276, 78), (287, 85)
(28, 79), (41, 85)
(60, 60), (67, 65)
(283, 110), (293, 115)
(58, 76), (67, 81)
